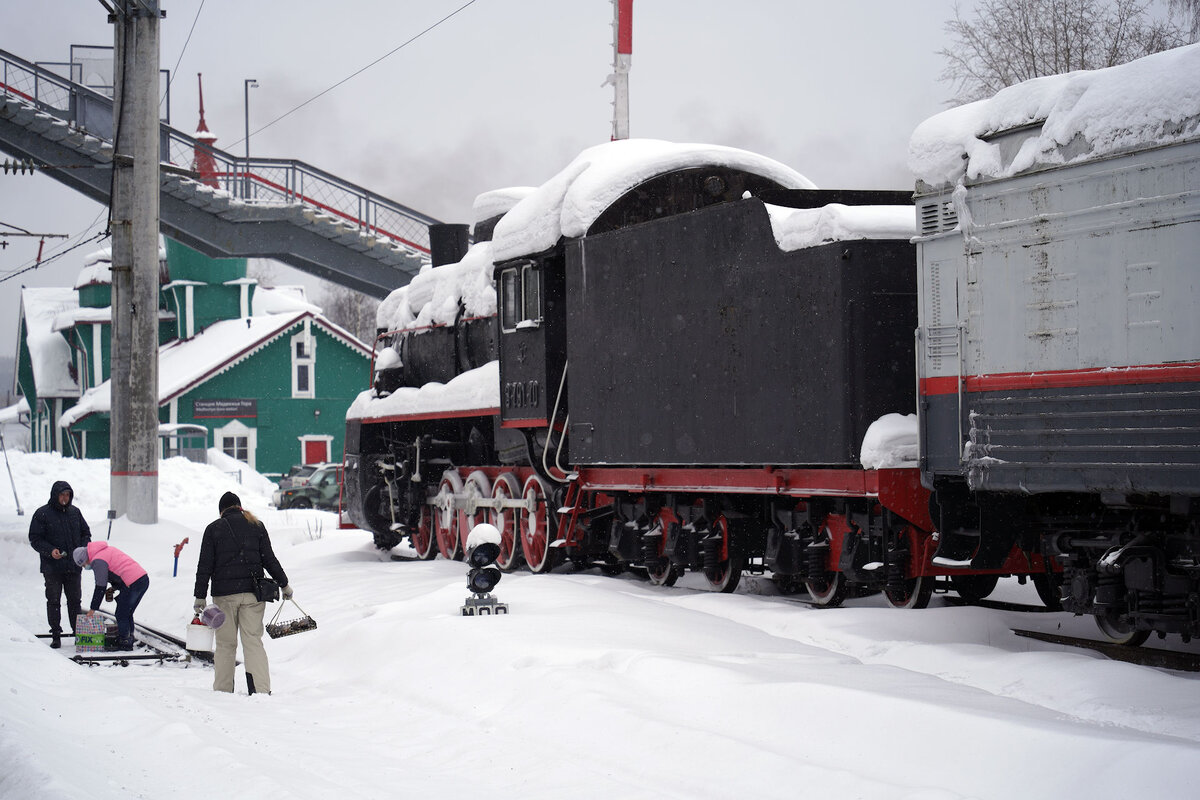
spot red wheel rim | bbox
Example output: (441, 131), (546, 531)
(490, 473), (521, 571)
(458, 471), (491, 553)
(411, 504), (437, 560)
(520, 476), (553, 573)
(435, 475), (461, 560)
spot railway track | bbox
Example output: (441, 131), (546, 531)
(46, 612), (214, 668)
(1011, 628), (1200, 672)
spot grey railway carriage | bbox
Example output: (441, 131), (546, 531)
(912, 48), (1200, 644)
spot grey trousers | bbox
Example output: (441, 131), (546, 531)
(213, 592), (271, 694)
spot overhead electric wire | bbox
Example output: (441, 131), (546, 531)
(228, 0), (480, 149)
(162, 0), (205, 108)
(0, 229), (109, 285)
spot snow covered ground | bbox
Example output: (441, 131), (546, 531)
(1, 450), (1198, 800)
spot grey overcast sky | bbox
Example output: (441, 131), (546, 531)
(1, 0), (964, 362)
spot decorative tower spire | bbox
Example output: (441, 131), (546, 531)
(192, 73), (220, 187)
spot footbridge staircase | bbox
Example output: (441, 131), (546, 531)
(0, 47), (439, 297)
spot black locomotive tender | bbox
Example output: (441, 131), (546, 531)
(344, 145), (1198, 646)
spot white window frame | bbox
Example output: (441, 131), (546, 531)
(215, 419), (257, 470)
(291, 324), (316, 399)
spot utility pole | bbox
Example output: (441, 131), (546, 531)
(109, 0), (163, 524)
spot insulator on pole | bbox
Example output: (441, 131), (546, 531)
(1, 158), (38, 174)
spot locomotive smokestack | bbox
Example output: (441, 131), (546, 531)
(429, 223), (470, 267)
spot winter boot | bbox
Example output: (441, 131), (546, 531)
(50, 631), (61, 649)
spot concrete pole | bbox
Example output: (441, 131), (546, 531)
(110, 0), (161, 523)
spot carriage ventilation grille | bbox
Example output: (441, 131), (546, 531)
(965, 387), (1200, 493)
(919, 200), (958, 236)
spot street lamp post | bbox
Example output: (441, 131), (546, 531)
(243, 78), (258, 200)
(243, 78), (258, 159)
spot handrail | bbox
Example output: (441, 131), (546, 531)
(0, 46), (437, 255)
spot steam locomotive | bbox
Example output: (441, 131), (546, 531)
(344, 49), (1200, 645)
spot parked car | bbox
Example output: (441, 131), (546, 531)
(276, 464), (343, 510)
(272, 464), (322, 507)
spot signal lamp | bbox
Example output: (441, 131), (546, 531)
(461, 523), (509, 616)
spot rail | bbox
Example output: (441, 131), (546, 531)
(0, 46), (437, 255)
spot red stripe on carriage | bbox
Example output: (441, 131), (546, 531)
(921, 362), (1200, 396)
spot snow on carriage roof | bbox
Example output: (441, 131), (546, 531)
(491, 138), (817, 262)
(908, 43), (1200, 188)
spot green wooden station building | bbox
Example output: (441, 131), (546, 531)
(12, 239), (373, 480)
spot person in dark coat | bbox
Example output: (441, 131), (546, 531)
(194, 491), (293, 695)
(28, 480), (92, 648)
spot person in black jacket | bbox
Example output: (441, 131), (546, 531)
(28, 480), (92, 649)
(194, 491), (293, 695)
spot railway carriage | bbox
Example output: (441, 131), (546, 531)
(910, 44), (1200, 643)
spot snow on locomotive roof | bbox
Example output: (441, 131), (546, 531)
(492, 138), (817, 262)
(765, 203), (914, 251)
(473, 187), (535, 226)
(908, 42), (1200, 187)
(346, 360), (499, 423)
(375, 241), (497, 333)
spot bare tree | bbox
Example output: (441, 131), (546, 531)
(940, 0), (1190, 104)
(1171, 0), (1200, 38)
(317, 282), (381, 346)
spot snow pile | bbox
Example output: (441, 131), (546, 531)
(252, 284), (322, 316)
(766, 203), (915, 251)
(860, 413), (919, 469)
(1, 450), (1199, 799)
(18, 287), (79, 398)
(492, 138), (817, 262)
(346, 360), (499, 422)
(375, 241), (497, 333)
(909, 43), (1200, 186)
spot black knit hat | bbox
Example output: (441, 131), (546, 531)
(219, 491), (241, 512)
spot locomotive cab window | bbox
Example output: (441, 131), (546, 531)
(500, 263), (542, 332)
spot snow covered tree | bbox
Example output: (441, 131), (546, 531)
(939, 0), (1192, 104)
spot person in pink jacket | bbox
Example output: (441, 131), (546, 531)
(74, 542), (149, 651)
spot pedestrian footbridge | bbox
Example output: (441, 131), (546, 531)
(0, 47), (439, 298)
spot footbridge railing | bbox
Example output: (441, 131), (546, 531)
(0, 46), (436, 256)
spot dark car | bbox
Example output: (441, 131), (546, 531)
(276, 464), (343, 510)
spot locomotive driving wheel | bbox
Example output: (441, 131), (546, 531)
(410, 503), (438, 560)
(520, 475), (558, 574)
(434, 472), (463, 561)
(702, 515), (743, 593)
(1095, 608), (1151, 647)
(489, 472), (523, 571)
(458, 471), (492, 553)
(804, 527), (847, 607)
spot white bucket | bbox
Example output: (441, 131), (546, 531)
(185, 619), (215, 652)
